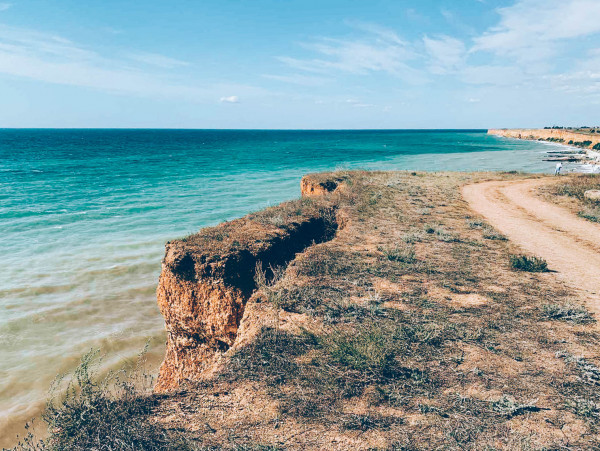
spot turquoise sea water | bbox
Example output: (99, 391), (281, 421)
(0, 129), (580, 442)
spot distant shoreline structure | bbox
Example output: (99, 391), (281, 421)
(488, 128), (600, 163)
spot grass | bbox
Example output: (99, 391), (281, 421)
(380, 243), (416, 263)
(542, 303), (595, 324)
(510, 255), (549, 272)
(546, 174), (600, 223)
(11, 349), (194, 451)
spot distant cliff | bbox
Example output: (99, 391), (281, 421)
(488, 128), (600, 150)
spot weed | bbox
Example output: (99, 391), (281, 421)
(490, 396), (542, 417)
(510, 255), (549, 272)
(542, 303), (595, 324)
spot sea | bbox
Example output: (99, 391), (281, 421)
(0, 129), (587, 444)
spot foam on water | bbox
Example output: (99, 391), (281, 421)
(0, 129), (578, 444)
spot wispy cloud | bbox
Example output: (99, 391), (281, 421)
(423, 35), (465, 74)
(0, 3), (11, 12)
(277, 23), (424, 83)
(0, 24), (264, 102)
(125, 51), (189, 69)
(220, 95), (239, 103)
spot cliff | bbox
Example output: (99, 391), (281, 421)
(155, 174), (343, 391)
(489, 128), (600, 150)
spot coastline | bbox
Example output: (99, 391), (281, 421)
(488, 128), (600, 162)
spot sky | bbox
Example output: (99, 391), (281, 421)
(0, 0), (599, 129)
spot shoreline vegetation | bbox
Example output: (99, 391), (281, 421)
(9, 171), (600, 449)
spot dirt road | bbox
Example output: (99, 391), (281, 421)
(462, 178), (600, 313)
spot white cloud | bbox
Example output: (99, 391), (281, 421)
(220, 95), (239, 103)
(345, 99), (374, 108)
(472, 0), (600, 61)
(423, 35), (466, 74)
(125, 51), (189, 69)
(0, 3), (11, 12)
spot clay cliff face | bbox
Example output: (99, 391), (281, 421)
(155, 179), (340, 392)
(488, 129), (600, 149)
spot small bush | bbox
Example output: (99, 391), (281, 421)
(491, 395), (541, 417)
(542, 303), (595, 324)
(510, 255), (549, 272)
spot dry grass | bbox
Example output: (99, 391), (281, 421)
(13, 171), (600, 449)
(541, 174), (600, 223)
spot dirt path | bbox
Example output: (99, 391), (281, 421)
(462, 177), (600, 313)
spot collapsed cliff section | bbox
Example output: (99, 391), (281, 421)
(156, 175), (345, 391)
(300, 172), (349, 196)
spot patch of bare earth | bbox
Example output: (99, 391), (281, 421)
(150, 171), (600, 449)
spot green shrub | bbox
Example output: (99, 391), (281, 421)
(509, 255), (549, 272)
(593, 143), (600, 151)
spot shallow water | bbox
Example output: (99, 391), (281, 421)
(0, 129), (574, 443)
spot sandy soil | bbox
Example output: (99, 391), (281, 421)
(463, 177), (600, 314)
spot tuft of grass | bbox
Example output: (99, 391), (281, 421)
(510, 255), (549, 272)
(380, 244), (416, 263)
(400, 231), (424, 243)
(542, 303), (595, 324)
(482, 228), (507, 241)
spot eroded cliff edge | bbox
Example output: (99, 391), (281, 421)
(155, 174), (343, 391)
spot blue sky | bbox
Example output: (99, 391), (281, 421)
(0, 0), (599, 128)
